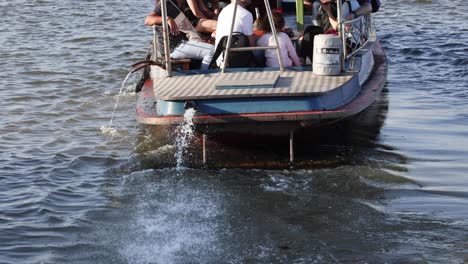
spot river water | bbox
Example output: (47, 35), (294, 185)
(1, 0), (468, 263)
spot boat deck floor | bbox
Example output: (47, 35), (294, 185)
(151, 67), (354, 101)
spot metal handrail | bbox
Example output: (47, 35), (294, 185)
(160, 0), (172, 76)
(337, 0), (345, 72)
(341, 14), (374, 59)
(263, 0), (284, 72)
(153, 0), (372, 75)
(221, 0), (239, 73)
(152, 25), (158, 62)
(230, 46), (278, 51)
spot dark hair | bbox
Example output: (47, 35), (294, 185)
(259, 11), (285, 33)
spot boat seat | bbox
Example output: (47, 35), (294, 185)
(157, 58), (191, 71)
(171, 59), (191, 71)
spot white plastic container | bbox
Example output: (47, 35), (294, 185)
(313, 34), (342, 76)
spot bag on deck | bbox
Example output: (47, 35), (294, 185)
(371, 0), (381, 13)
(209, 32), (253, 69)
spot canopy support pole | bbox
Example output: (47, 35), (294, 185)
(296, 0), (304, 32)
(221, 0), (239, 73)
(264, 0), (285, 72)
(160, 0), (172, 76)
(337, 0), (346, 72)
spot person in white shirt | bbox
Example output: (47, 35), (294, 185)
(256, 11), (301, 67)
(214, 0), (256, 48)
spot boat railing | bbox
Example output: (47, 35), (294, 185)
(152, 0), (375, 76)
(341, 14), (375, 60)
(152, 0), (286, 76)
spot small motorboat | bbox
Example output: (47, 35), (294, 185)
(134, 0), (387, 163)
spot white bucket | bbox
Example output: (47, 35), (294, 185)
(313, 34), (342, 76)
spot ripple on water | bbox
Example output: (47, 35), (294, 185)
(399, 47), (425, 56)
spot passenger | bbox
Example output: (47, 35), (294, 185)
(183, 0), (218, 33)
(256, 11), (301, 67)
(215, 0), (256, 48)
(145, 0), (215, 70)
(200, 0), (220, 17)
(214, 0), (256, 67)
(346, 0), (371, 20)
(322, 0), (361, 50)
(320, 0), (360, 32)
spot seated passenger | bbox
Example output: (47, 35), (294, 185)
(213, 0), (256, 67)
(346, 0), (371, 20)
(320, 0), (360, 32)
(322, 0), (361, 50)
(215, 0), (255, 47)
(183, 0), (218, 33)
(256, 11), (301, 67)
(145, 0), (215, 70)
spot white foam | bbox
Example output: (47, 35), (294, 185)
(121, 177), (223, 264)
(174, 108), (196, 170)
(100, 125), (119, 136)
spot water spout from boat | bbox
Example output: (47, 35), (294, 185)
(101, 70), (133, 135)
(174, 108), (196, 171)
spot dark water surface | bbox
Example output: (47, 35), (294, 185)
(1, 0), (468, 263)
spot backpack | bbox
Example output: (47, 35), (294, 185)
(371, 0), (381, 13)
(209, 32), (253, 69)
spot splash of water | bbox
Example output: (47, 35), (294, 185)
(174, 108), (196, 170)
(100, 125), (119, 136)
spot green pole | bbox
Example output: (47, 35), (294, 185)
(296, 0), (304, 32)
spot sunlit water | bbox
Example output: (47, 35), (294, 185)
(1, 0), (468, 263)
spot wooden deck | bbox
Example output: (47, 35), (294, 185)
(150, 67), (354, 101)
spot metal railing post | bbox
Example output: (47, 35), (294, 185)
(264, 0), (285, 72)
(152, 25), (158, 62)
(160, 0), (172, 77)
(337, 0), (346, 72)
(221, 0), (239, 73)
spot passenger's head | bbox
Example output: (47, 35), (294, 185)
(259, 11), (285, 33)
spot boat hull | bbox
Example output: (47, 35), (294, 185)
(136, 41), (387, 134)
